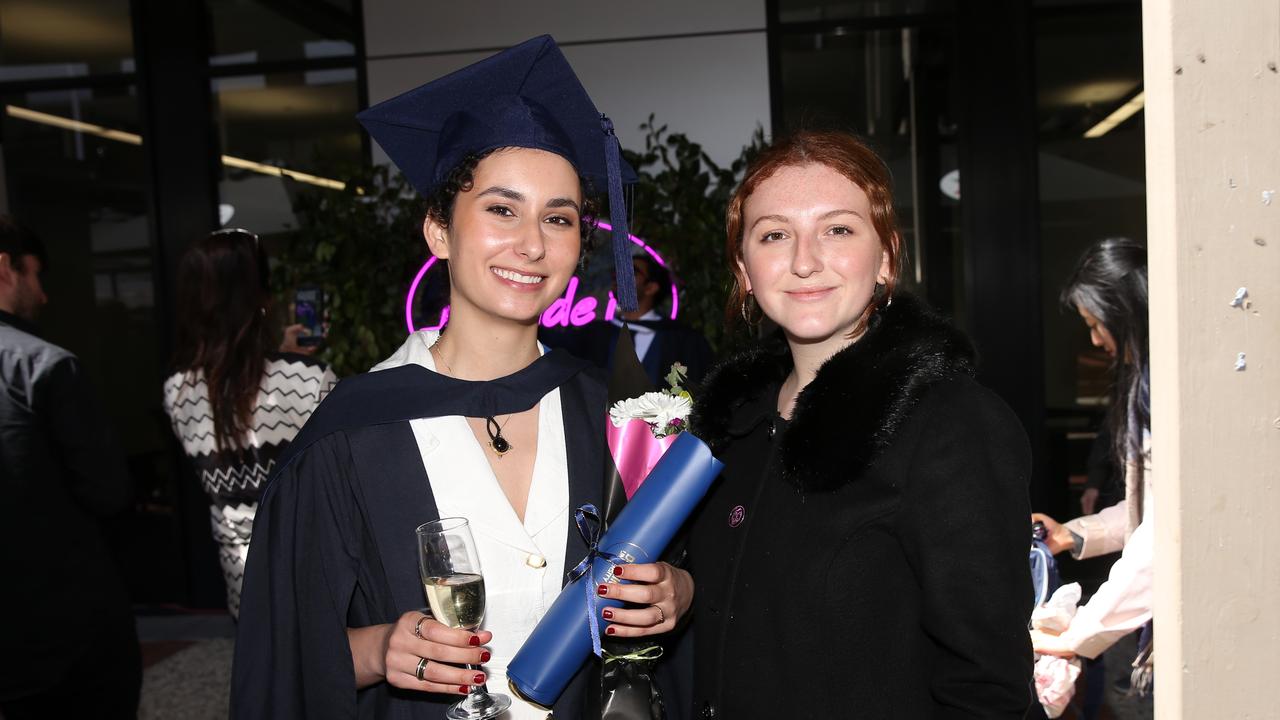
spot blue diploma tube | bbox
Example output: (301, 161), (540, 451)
(506, 432), (723, 707)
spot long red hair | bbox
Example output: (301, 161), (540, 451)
(725, 131), (904, 333)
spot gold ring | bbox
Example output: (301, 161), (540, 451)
(415, 657), (428, 681)
(413, 614), (430, 639)
(655, 606), (666, 625)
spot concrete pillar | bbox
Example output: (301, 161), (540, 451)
(1143, 0), (1280, 715)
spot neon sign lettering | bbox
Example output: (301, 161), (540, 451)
(404, 221), (678, 333)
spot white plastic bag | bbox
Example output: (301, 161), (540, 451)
(1031, 582), (1081, 634)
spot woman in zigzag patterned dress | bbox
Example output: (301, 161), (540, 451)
(162, 229), (337, 618)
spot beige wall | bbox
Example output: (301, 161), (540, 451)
(361, 0), (771, 168)
(1144, 0), (1280, 716)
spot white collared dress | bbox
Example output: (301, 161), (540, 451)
(373, 331), (568, 719)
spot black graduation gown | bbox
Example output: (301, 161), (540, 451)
(230, 354), (606, 719)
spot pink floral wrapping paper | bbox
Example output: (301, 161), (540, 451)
(1034, 655), (1082, 718)
(606, 418), (679, 499)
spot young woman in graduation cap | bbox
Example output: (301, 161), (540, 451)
(230, 36), (692, 720)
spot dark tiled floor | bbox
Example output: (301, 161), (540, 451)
(137, 612), (235, 719)
(130, 610), (1153, 719)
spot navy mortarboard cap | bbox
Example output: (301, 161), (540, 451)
(357, 35), (641, 311)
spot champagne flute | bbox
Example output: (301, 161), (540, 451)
(417, 517), (511, 720)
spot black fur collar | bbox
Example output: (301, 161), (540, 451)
(691, 293), (976, 491)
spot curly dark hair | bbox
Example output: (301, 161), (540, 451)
(423, 148), (600, 251)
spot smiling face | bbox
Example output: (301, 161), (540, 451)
(738, 162), (891, 347)
(424, 147), (583, 327)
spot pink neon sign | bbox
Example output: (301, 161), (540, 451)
(403, 221), (678, 333)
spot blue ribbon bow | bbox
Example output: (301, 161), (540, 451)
(566, 503), (625, 656)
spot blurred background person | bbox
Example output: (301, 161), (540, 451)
(0, 214), (140, 718)
(1031, 239), (1153, 708)
(546, 251), (713, 387)
(1081, 418), (1124, 516)
(162, 228), (337, 619)
(614, 253), (713, 385)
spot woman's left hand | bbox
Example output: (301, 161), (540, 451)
(280, 323), (319, 355)
(1030, 628), (1077, 659)
(596, 561), (693, 638)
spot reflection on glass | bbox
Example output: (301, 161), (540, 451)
(1036, 6), (1145, 410)
(206, 0), (357, 65)
(0, 86), (162, 460)
(212, 71), (361, 233)
(775, 25), (961, 310)
(0, 0), (134, 79)
(777, 0), (954, 24)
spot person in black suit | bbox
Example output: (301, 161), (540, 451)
(545, 253), (714, 388)
(0, 215), (140, 718)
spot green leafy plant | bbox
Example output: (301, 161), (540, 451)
(273, 163), (428, 376)
(623, 116), (765, 351)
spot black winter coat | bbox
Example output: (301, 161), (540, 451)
(687, 295), (1034, 718)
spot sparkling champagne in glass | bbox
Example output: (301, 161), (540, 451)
(417, 518), (511, 720)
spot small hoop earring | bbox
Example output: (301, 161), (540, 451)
(740, 294), (759, 325)
(875, 282), (893, 309)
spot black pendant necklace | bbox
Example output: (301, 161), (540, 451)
(432, 334), (513, 456)
(485, 416), (512, 456)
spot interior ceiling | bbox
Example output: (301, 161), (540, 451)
(0, 0), (356, 66)
(1035, 7), (1143, 135)
(0, 0), (133, 64)
(216, 81), (355, 120)
(207, 0), (355, 59)
(1041, 79), (1139, 110)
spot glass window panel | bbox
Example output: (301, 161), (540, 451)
(212, 70), (361, 234)
(775, 25), (962, 312)
(1036, 5), (1145, 411)
(0, 85), (166, 462)
(206, 0), (357, 65)
(0, 0), (134, 79)
(777, 0), (954, 24)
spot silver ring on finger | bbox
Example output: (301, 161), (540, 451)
(413, 614), (430, 639)
(415, 657), (428, 682)
(655, 605), (666, 625)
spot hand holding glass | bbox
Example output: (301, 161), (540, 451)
(417, 518), (511, 720)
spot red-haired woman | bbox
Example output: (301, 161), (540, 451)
(688, 131), (1034, 717)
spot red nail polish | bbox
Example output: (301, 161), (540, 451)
(605, 626), (616, 635)
(613, 565), (624, 577)
(459, 685), (471, 694)
(468, 635), (481, 647)
(602, 609), (614, 620)
(479, 651), (491, 663)
(473, 673), (486, 685)
(597, 584), (608, 596)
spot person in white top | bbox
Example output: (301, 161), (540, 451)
(1031, 238), (1153, 663)
(163, 228), (337, 619)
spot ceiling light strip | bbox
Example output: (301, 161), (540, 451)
(1083, 91), (1146, 139)
(5, 104), (346, 190)
(5, 104), (142, 145)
